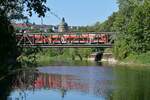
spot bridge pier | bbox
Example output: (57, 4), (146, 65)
(88, 52), (103, 61)
(88, 51), (117, 63)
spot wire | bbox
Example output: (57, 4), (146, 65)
(49, 9), (61, 20)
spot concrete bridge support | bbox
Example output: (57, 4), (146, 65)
(88, 52), (103, 61)
(88, 52), (117, 63)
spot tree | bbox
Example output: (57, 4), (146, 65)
(112, 0), (150, 59)
(0, 15), (18, 66)
(0, 0), (49, 66)
(127, 0), (150, 53)
(98, 12), (117, 32)
(0, 0), (49, 19)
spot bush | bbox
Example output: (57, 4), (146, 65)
(124, 52), (150, 64)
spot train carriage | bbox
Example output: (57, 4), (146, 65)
(16, 32), (110, 45)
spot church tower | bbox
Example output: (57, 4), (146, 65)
(58, 17), (68, 32)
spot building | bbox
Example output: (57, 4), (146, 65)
(13, 18), (81, 33)
(58, 17), (68, 32)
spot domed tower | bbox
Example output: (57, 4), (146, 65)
(58, 17), (68, 32)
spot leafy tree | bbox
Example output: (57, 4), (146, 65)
(0, 15), (18, 66)
(0, 0), (49, 66)
(0, 0), (49, 18)
(113, 0), (150, 59)
(98, 12), (118, 32)
(127, 0), (150, 53)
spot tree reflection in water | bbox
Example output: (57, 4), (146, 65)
(110, 67), (150, 100)
(0, 74), (13, 100)
(0, 69), (38, 100)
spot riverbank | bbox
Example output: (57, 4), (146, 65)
(18, 48), (150, 67)
(101, 53), (150, 67)
(36, 53), (100, 66)
(37, 52), (150, 67)
(100, 48), (150, 67)
(18, 48), (94, 66)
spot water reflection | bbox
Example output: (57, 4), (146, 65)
(7, 66), (113, 100)
(111, 67), (150, 100)
(1, 66), (150, 100)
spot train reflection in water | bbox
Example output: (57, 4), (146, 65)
(9, 67), (113, 99)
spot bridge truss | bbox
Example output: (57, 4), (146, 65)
(16, 32), (114, 48)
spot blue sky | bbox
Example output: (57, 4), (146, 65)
(28, 0), (118, 26)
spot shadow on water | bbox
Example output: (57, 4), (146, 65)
(0, 65), (150, 100)
(0, 68), (38, 100)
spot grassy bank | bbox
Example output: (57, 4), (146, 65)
(120, 52), (150, 66)
(18, 48), (150, 67)
(113, 52), (150, 67)
(102, 49), (150, 66)
(18, 48), (94, 66)
(36, 53), (94, 66)
(38, 48), (93, 66)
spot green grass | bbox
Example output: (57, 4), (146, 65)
(36, 53), (91, 66)
(123, 52), (150, 65)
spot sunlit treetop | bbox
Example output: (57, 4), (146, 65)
(0, 0), (49, 19)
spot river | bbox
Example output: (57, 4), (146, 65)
(1, 62), (150, 100)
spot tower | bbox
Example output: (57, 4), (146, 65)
(58, 17), (68, 32)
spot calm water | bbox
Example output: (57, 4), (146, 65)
(1, 62), (150, 100)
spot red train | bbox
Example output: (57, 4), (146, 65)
(17, 33), (109, 44)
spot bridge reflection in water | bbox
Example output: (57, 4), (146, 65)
(9, 67), (113, 100)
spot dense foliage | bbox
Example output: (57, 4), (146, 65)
(36, 48), (93, 65)
(0, 0), (49, 66)
(0, 15), (18, 67)
(0, 0), (49, 19)
(77, 0), (150, 62)
(113, 0), (150, 60)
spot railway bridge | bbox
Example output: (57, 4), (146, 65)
(16, 32), (115, 48)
